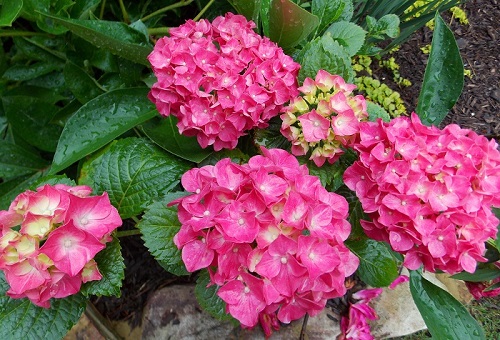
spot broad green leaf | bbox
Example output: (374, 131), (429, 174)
(409, 270), (485, 339)
(12, 36), (66, 63)
(50, 87), (157, 174)
(80, 137), (191, 219)
(2, 96), (63, 152)
(416, 12), (464, 126)
(0, 172), (44, 210)
(312, 0), (348, 37)
(141, 116), (212, 163)
(367, 101), (390, 122)
(70, 0), (102, 19)
(346, 238), (399, 287)
(30, 175), (76, 189)
(195, 271), (236, 323)
(365, 14), (400, 39)
(0, 142), (49, 179)
(40, 14), (152, 65)
(0, 272), (86, 340)
(494, 207), (500, 251)
(451, 268), (500, 283)
(63, 61), (105, 103)
(138, 197), (189, 276)
(306, 160), (345, 191)
(228, 0), (261, 24)
(260, 0), (271, 36)
(324, 21), (366, 56)
(4, 85), (66, 105)
(253, 116), (290, 150)
(2, 62), (61, 81)
(81, 237), (125, 297)
(22, 0), (70, 34)
(0, 0), (23, 26)
(269, 0), (319, 50)
(297, 34), (354, 83)
(198, 149), (250, 167)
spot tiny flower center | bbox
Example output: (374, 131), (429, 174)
(401, 200), (407, 206)
(280, 257), (287, 264)
(308, 252), (315, 260)
(63, 239), (73, 248)
(313, 121), (320, 127)
(438, 235), (444, 241)
(244, 286), (250, 294)
(80, 217), (89, 225)
(238, 218), (245, 225)
(203, 210), (210, 216)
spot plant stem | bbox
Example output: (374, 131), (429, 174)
(131, 216), (141, 224)
(148, 27), (170, 36)
(0, 30), (49, 37)
(193, 0), (215, 21)
(141, 0), (194, 22)
(118, 0), (130, 23)
(85, 301), (122, 340)
(99, 0), (107, 19)
(116, 229), (142, 238)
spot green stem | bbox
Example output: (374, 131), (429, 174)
(141, 0), (194, 22)
(99, 0), (106, 19)
(0, 30), (49, 37)
(118, 0), (130, 23)
(193, 0), (215, 21)
(85, 302), (122, 340)
(116, 229), (142, 238)
(131, 216), (140, 224)
(148, 27), (170, 36)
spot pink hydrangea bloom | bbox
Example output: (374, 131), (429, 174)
(148, 13), (300, 151)
(344, 113), (500, 274)
(339, 288), (383, 340)
(171, 147), (358, 336)
(281, 70), (369, 166)
(0, 184), (121, 308)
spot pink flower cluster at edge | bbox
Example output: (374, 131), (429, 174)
(148, 13), (300, 151)
(344, 113), (500, 274)
(0, 184), (122, 307)
(281, 70), (368, 167)
(171, 148), (359, 336)
(339, 275), (409, 340)
(465, 261), (500, 299)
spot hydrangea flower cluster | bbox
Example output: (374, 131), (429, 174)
(280, 70), (369, 167)
(0, 184), (122, 307)
(171, 148), (358, 335)
(339, 288), (383, 340)
(148, 13), (300, 151)
(344, 113), (500, 274)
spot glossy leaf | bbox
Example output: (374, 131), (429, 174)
(346, 238), (399, 287)
(260, 0), (271, 36)
(2, 96), (63, 152)
(30, 175), (76, 189)
(2, 62), (61, 81)
(296, 34), (354, 83)
(0, 142), (49, 179)
(0, 173), (44, 210)
(311, 0), (347, 36)
(269, 0), (319, 50)
(79, 137), (191, 219)
(63, 61), (105, 103)
(195, 271), (236, 323)
(81, 237), (125, 297)
(416, 12), (464, 126)
(324, 21), (366, 56)
(40, 14), (153, 65)
(0, 0), (23, 26)
(70, 0), (102, 19)
(228, 0), (261, 24)
(366, 14), (400, 39)
(451, 268), (500, 283)
(494, 208), (500, 251)
(409, 270), (485, 339)
(0, 272), (86, 340)
(138, 196), (190, 276)
(141, 116), (212, 163)
(50, 87), (157, 174)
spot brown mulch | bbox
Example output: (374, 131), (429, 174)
(91, 0), (500, 328)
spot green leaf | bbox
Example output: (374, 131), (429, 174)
(40, 14), (153, 65)
(50, 87), (157, 174)
(228, 0), (261, 24)
(138, 197), (189, 276)
(63, 61), (105, 103)
(30, 174), (76, 189)
(409, 270), (485, 339)
(0, 272), (86, 340)
(451, 268), (500, 283)
(70, 0), (102, 19)
(3, 62), (61, 81)
(365, 14), (400, 39)
(140, 116), (212, 163)
(0, 0), (23, 26)
(346, 238), (399, 287)
(367, 101), (390, 122)
(81, 237), (125, 297)
(416, 12), (464, 126)
(195, 270), (236, 323)
(2, 96), (63, 152)
(311, 0), (346, 36)
(80, 137), (191, 219)
(0, 172), (44, 210)
(0, 141), (49, 179)
(260, 0), (271, 36)
(302, 159), (345, 191)
(253, 116), (290, 150)
(269, 0), (319, 50)
(296, 34), (354, 83)
(324, 21), (366, 56)
(493, 207), (500, 251)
